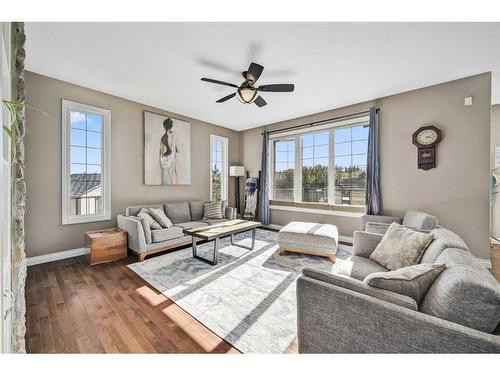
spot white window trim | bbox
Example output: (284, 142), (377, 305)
(61, 100), (111, 225)
(269, 115), (369, 207)
(209, 134), (229, 202)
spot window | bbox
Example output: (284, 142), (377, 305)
(333, 124), (368, 206)
(62, 100), (111, 224)
(270, 116), (369, 209)
(301, 132), (329, 203)
(210, 135), (228, 201)
(273, 139), (295, 201)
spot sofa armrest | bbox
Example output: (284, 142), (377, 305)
(302, 268), (417, 310)
(352, 231), (383, 258)
(225, 206), (237, 220)
(361, 214), (402, 230)
(296, 275), (500, 353)
(117, 214), (148, 250)
(364, 222), (391, 235)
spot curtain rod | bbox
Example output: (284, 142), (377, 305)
(262, 109), (373, 136)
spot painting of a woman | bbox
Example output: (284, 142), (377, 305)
(159, 118), (179, 184)
(144, 111), (191, 185)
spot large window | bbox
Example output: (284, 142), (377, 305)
(62, 100), (111, 224)
(270, 116), (369, 209)
(210, 135), (228, 201)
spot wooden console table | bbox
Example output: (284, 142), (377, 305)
(85, 228), (128, 266)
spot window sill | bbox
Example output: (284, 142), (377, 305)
(269, 204), (365, 218)
(62, 214), (111, 225)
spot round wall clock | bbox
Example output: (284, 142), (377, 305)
(412, 125), (442, 170)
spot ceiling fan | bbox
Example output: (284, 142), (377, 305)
(201, 62), (294, 107)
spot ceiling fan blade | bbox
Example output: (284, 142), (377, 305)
(245, 63), (264, 83)
(258, 84), (294, 92)
(254, 96), (267, 107)
(216, 92), (236, 103)
(241, 71), (247, 79)
(201, 78), (238, 88)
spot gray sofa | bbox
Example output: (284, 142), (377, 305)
(297, 220), (500, 353)
(117, 201), (236, 261)
(361, 209), (439, 234)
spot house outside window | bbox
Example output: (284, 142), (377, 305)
(270, 115), (369, 210)
(62, 100), (111, 224)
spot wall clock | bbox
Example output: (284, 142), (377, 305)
(412, 125), (442, 170)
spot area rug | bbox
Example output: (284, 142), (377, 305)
(128, 229), (351, 353)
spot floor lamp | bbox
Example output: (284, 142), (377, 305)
(229, 166), (245, 215)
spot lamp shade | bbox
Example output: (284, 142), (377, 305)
(229, 166), (245, 177)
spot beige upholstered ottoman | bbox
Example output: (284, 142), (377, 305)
(278, 222), (338, 262)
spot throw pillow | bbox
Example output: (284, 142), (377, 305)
(369, 222), (434, 270)
(138, 208), (162, 230)
(148, 207), (173, 228)
(364, 263), (446, 305)
(221, 200), (228, 218)
(203, 201), (223, 219)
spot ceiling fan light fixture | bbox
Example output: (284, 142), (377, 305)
(237, 87), (257, 103)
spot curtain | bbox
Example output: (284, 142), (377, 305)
(366, 107), (381, 215)
(258, 131), (270, 225)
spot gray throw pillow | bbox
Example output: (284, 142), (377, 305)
(138, 208), (162, 230)
(203, 201), (223, 219)
(369, 222), (434, 270)
(148, 207), (173, 228)
(364, 263), (446, 304)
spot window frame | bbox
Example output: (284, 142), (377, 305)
(269, 115), (369, 210)
(209, 134), (229, 202)
(61, 99), (111, 225)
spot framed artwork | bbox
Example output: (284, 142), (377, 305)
(144, 111), (191, 185)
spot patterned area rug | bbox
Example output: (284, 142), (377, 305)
(128, 229), (352, 353)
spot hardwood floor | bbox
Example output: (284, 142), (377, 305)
(25, 254), (298, 354)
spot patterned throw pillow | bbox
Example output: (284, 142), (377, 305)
(148, 207), (173, 228)
(364, 263), (446, 305)
(369, 222), (434, 270)
(203, 201), (223, 219)
(138, 208), (162, 230)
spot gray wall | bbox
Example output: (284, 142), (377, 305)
(491, 104), (500, 237)
(25, 72), (242, 257)
(242, 73), (491, 259)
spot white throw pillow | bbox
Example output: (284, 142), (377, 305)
(148, 207), (173, 228)
(138, 208), (162, 230)
(369, 222), (434, 270)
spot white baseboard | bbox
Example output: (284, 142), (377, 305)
(27, 247), (89, 266)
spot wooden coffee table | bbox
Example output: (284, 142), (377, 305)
(183, 219), (261, 265)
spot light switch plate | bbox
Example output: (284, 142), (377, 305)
(464, 96), (473, 106)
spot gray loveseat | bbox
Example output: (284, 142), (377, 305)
(117, 201), (236, 261)
(297, 216), (500, 353)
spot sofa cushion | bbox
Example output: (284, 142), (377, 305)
(203, 201), (223, 219)
(369, 223), (434, 270)
(333, 255), (389, 281)
(151, 227), (184, 243)
(164, 202), (191, 223)
(126, 204), (163, 217)
(138, 217), (152, 244)
(138, 208), (162, 230)
(364, 263), (445, 305)
(189, 201), (206, 221)
(148, 207), (173, 228)
(174, 221), (208, 230)
(402, 210), (438, 231)
(420, 227), (468, 264)
(302, 268), (418, 310)
(420, 248), (500, 333)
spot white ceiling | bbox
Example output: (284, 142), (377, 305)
(25, 22), (500, 131)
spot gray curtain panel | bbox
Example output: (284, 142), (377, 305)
(366, 107), (381, 215)
(258, 131), (271, 225)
